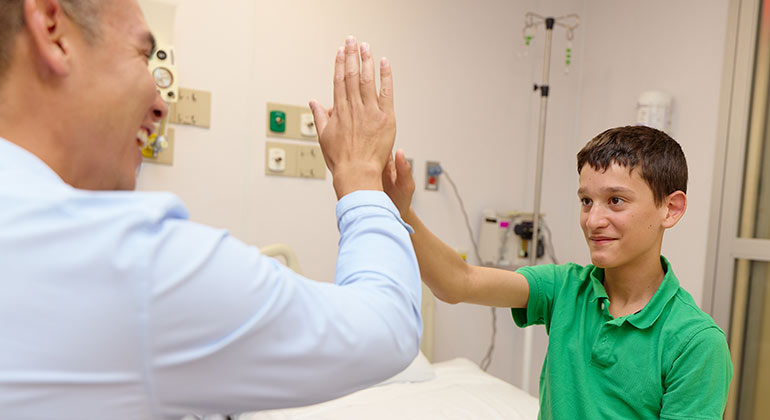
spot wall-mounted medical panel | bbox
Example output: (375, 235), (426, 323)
(150, 44), (178, 104)
(142, 127), (175, 165)
(265, 141), (326, 180)
(266, 102), (318, 141)
(169, 88), (212, 128)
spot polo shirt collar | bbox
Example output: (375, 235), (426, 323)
(626, 256), (679, 329)
(589, 268), (608, 302)
(588, 256), (679, 329)
(0, 137), (67, 186)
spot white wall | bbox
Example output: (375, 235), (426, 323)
(563, 0), (730, 305)
(529, 0), (730, 392)
(136, 0), (730, 393)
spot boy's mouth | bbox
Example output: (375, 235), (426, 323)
(589, 236), (616, 245)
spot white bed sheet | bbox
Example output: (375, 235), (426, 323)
(237, 358), (539, 420)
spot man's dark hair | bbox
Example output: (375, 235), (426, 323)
(577, 125), (688, 207)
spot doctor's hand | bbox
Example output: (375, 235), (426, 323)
(310, 36), (396, 200)
(382, 149), (415, 218)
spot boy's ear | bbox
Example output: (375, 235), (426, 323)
(662, 190), (687, 229)
(23, 0), (71, 77)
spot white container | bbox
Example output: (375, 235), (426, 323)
(637, 91), (673, 134)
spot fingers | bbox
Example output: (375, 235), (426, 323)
(382, 154), (396, 189)
(359, 42), (378, 107)
(333, 47), (346, 108)
(344, 36), (363, 108)
(378, 57), (394, 113)
(309, 100), (329, 136)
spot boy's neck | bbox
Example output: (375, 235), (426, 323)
(603, 249), (665, 318)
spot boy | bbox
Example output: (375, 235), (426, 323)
(382, 126), (732, 419)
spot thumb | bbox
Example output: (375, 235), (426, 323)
(394, 149), (413, 188)
(309, 100), (329, 136)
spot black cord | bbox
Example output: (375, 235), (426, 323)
(442, 169), (496, 372)
(542, 220), (559, 264)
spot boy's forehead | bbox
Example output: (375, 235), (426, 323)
(578, 163), (649, 194)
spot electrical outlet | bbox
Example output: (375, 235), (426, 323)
(425, 161), (441, 191)
(267, 147), (287, 172)
(269, 110), (287, 133)
(265, 141), (297, 177)
(300, 113), (316, 137)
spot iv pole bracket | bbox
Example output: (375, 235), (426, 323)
(533, 84), (550, 97)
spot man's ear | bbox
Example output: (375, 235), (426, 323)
(23, 0), (70, 76)
(662, 190), (687, 229)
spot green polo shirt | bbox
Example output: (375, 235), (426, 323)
(512, 256), (732, 420)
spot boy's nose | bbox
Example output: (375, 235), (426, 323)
(585, 206), (609, 230)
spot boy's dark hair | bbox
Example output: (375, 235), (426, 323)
(577, 125), (688, 207)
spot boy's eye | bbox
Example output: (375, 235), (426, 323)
(580, 198), (592, 206)
(610, 197), (624, 205)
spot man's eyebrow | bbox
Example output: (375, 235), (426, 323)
(143, 32), (157, 56)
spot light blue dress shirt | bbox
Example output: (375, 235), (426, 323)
(0, 138), (422, 420)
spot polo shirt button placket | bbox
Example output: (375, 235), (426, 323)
(590, 322), (618, 368)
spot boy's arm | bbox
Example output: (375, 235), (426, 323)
(384, 151), (529, 308)
(660, 327), (733, 420)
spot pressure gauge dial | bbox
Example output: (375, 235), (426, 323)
(153, 67), (174, 89)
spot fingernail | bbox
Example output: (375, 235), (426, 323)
(346, 36), (355, 46)
(381, 57), (389, 67)
(337, 47), (344, 58)
(360, 42), (369, 54)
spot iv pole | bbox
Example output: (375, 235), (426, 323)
(520, 12), (579, 394)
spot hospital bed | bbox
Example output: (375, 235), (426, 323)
(234, 246), (540, 420)
(237, 354), (538, 420)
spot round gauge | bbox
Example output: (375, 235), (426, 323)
(153, 67), (174, 89)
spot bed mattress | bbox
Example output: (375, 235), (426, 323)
(238, 358), (539, 420)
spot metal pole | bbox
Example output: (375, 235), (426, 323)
(522, 16), (554, 394)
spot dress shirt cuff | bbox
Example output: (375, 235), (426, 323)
(336, 190), (414, 234)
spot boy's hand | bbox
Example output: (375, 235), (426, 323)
(382, 149), (414, 217)
(310, 36), (396, 200)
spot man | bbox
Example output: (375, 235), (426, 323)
(0, 0), (421, 419)
(382, 126), (732, 419)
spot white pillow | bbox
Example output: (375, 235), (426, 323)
(376, 351), (436, 386)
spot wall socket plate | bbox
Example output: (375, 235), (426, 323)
(266, 102), (318, 142)
(265, 141), (326, 180)
(425, 161), (441, 191)
(169, 88), (212, 128)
